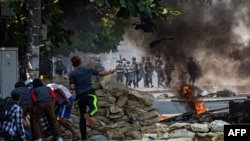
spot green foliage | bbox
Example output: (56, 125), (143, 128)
(90, 0), (181, 32)
(67, 11), (124, 54)
(0, 0), (73, 56)
(0, 0), (180, 57)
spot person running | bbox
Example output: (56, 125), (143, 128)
(69, 55), (115, 140)
(47, 83), (80, 141)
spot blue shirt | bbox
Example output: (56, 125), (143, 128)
(0, 104), (26, 139)
(69, 66), (99, 96)
(15, 87), (33, 105)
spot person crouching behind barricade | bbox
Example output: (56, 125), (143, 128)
(31, 78), (63, 141)
(0, 89), (30, 141)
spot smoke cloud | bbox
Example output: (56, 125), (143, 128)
(117, 0), (250, 88)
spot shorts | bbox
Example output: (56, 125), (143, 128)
(55, 97), (73, 119)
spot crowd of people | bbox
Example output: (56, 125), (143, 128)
(0, 78), (80, 141)
(114, 56), (176, 88)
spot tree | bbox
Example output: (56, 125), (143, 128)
(89, 0), (181, 32)
(0, 0), (180, 78)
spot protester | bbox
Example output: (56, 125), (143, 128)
(31, 78), (62, 141)
(69, 55), (115, 140)
(0, 89), (29, 141)
(14, 81), (34, 139)
(187, 57), (198, 86)
(47, 83), (80, 141)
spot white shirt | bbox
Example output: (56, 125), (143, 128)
(47, 83), (72, 104)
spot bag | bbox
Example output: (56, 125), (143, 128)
(0, 97), (15, 121)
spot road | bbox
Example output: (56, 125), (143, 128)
(153, 98), (229, 114)
(137, 87), (246, 116)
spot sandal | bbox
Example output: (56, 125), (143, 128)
(84, 113), (95, 128)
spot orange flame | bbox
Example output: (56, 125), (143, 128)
(158, 115), (167, 121)
(182, 85), (208, 114)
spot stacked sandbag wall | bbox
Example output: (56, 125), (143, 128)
(50, 77), (160, 140)
(145, 120), (229, 141)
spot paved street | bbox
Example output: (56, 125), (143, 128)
(137, 87), (247, 116)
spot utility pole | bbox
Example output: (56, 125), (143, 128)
(27, 0), (42, 79)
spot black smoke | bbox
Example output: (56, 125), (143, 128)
(124, 0), (250, 87)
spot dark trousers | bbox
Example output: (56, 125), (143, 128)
(32, 100), (61, 140)
(77, 94), (98, 140)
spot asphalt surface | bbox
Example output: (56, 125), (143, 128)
(137, 87), (241, 116)
(153, 99), (229, 114)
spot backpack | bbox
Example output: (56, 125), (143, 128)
(0, 97), (15, 121)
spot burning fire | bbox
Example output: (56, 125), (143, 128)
(182, 85), (208, 114)
(158, 115), (167, 122)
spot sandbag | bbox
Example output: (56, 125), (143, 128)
(190, 123), (209, 133)
(119, 126), (136, 134)
(125, 131), (142, 140)
(109, 104), (123, 113)
(116, 96), (128, 107)
(112, 115), (130, 122)
(211, 133), (223, 141)
(98, 95), (116, 104)
(98, 101), (112, 107)
(92, 82), (102, 90)
(100, 80), (131, 91)
(95, 108), (106, 116)
(95, 89), (107, 97)
(140, 116), (159, 126)
(168, 123), (191, 131)
(139, 109), (159, 120)
(166, 138), (193, 141)
(109, 111), (125, 119)
(93, 115), (111, 124)
(209, 120), (230, 132)
(128, 89), (154, 106)
(165, 129), (195, 139)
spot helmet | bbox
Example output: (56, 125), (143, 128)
(132, 57), (136, 60)
(24, 79), (33, 86)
